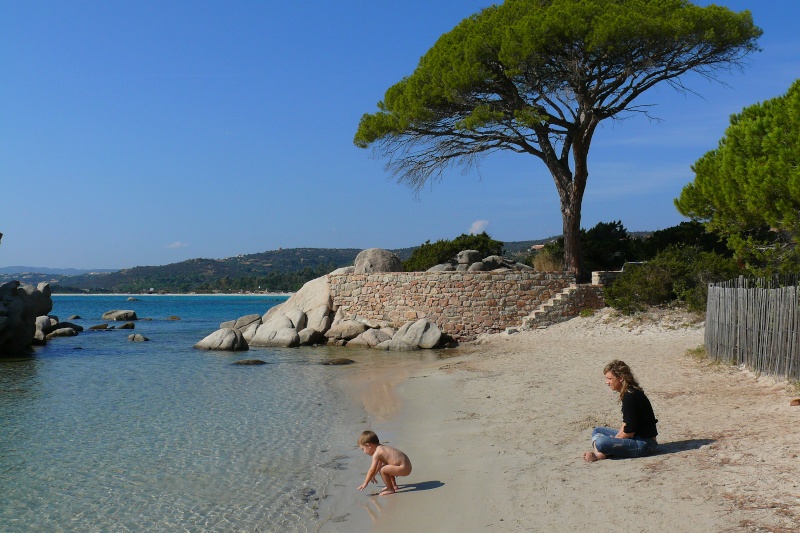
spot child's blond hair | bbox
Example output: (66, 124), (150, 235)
(358, 430), (380, 446)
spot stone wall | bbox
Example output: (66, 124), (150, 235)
(592, 270), (623, 286)
(329, 271), (576, 341)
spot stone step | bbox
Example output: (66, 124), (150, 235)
(522, 283), (603, 330)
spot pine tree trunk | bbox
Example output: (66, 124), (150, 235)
(561, 194), (582, 276)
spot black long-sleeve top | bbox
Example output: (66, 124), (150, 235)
(621, 388), (658, 439)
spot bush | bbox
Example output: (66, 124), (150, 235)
(604, 244), (741, 314)
(526, 221), (638, 275)
(532, 242), (564, 271)
(402, 232), (503, 271)
(637, 221), (730, 260)
(582, 220), (638, 272)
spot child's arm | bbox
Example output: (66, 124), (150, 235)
(358, 455), (382, 491)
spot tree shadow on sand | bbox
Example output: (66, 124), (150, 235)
(398, 480), (444, 493)
(652, 438), (716, 456)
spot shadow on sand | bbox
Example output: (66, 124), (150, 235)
(653, 438), (716, 456)
(398, 480), (445, 493)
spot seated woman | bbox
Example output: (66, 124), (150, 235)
(584, 359), (658, 462)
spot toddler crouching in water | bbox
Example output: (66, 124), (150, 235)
(357, 430), (412, 496)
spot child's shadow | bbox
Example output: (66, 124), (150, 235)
(398, 480), (444, 493)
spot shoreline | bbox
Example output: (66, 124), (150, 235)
(313, 349), (452, 532)
(321, 308), (800, 532)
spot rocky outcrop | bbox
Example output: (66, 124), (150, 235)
(354, 248), (402, 274)
(0, 281), (53, 356)
(262, 275), (332, 331)
(298, 328), (326, 346)
(347, 328), (391, 347)
(395, 318), (442, 349)
(199, 250), (450, 352)
(374, 339), (419, 351)
(220, 314), (261, 331)
(46, 328), (78, 339)
(249, 326), (300, 348)
(325, 320), (368, 341)
(128, 334), (149, 342)
(194, 328), (249, 351)
(102, 310), (138, 321)
(455, 250), (483, 265)
(45, 321), (83, 334)
(427, 249), (533, 273)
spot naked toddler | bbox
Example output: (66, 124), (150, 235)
(357, 430), (412, 496)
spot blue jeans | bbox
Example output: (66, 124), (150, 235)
(591, 427), (657, 458)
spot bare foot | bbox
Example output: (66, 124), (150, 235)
(583, 451), (606, 462)
(379, 488), (396, 497)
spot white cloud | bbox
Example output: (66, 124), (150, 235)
(469, 220), (489, 234)
(165, 241), (189, 249)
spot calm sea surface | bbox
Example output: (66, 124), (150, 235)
(0, 295), (367, 532)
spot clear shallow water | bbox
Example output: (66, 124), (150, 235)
(0, 295), (367, 532)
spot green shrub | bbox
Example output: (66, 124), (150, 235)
(637, 221), (730, 260)
(582, 220), (638, 272)
(528, 221), (638, 275)
(532, 244), (564, 271)
(604, 244), (741, 314)
(403, 232), (503, 271)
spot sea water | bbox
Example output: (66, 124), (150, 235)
(0, 295), (368, 532)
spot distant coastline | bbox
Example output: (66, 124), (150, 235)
(50, 292), (294, 297)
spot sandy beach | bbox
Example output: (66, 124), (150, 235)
(322, 307), (800, 532)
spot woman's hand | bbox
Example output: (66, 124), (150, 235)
(615, 425), (634, 439)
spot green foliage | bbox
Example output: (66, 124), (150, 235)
(637, 221), (730, 260)
(193, 264), (335, 293)
(686, 345), (709, 361)
(402, 232), (503, 272)
(532, 241), (564, 271)
(356, 0), (761, 274)
(604, 245), (741, 314)
(356, 0), (761, 151)
(582, 221), (638, 272)
(676, 79), (800, 275)
(527, 221), (638, 274)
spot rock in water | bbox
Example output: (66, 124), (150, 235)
(194, 328), (249, 351)
(321, 358), (356, 365)
(102, 310), (138, 321)
(0, 281), (53, 356)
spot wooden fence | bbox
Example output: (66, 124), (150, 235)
(705, 276), (800, 381)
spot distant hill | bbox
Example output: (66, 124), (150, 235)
(0, 240), (557, 293)
(0, 266), (118, 276)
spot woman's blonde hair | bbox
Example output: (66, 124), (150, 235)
(604, 359), (642, 401)
(358, 430), (380, 446)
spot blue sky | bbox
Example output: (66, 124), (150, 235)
(1, 1), (798, 270)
